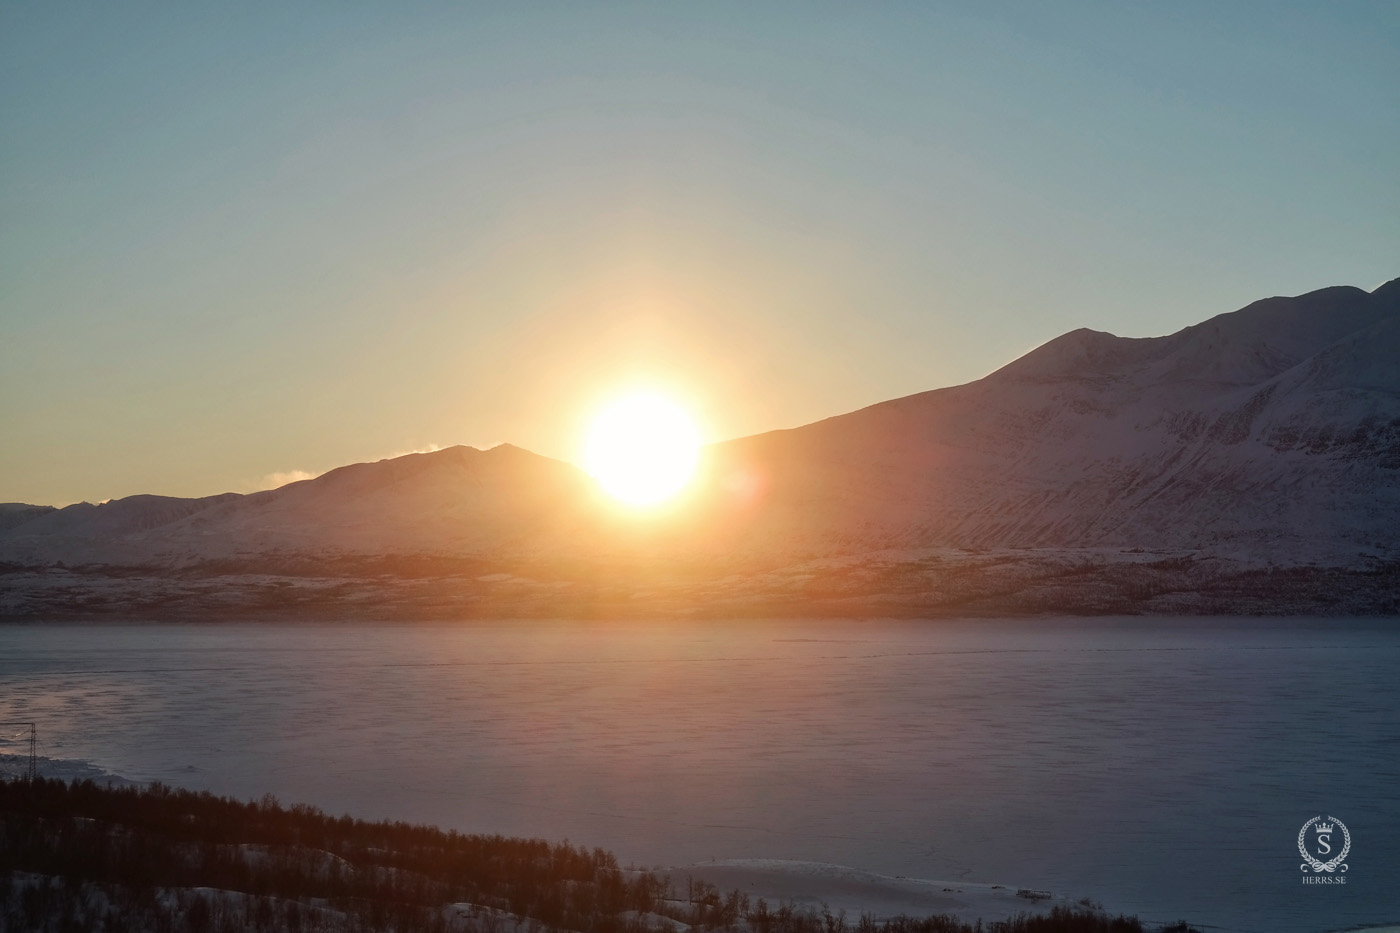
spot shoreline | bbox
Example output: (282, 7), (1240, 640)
(674, 859), (1076, 926)
(5, 755), (1399, 933)
(1, 755), (1074, 927)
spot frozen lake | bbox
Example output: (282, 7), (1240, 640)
(1, 617), (1397, 932)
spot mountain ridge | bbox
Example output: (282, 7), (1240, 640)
(3, 278), (1397, 617)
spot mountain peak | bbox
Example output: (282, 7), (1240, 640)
(988, 326), (1155, 383)
(986, 282), (1396, 389)
(1370, 276), (1400, 307)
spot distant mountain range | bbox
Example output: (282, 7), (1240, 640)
(4, 279), (1398, 618)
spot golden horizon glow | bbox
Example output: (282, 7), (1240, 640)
(585, 392), (700, 506)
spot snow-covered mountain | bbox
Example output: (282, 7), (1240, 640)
(2, 279), (1397, 616)
(689, 278), (1400, 565)
(0, 444), (599, 568)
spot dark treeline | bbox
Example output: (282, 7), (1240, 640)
(0, 778), (1195, 933)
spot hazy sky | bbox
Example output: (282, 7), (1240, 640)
(3, 2), (1397, 505)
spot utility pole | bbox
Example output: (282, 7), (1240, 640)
(1, 722), (37, 782)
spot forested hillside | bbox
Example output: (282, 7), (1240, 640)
(0, 779), (1185, 933)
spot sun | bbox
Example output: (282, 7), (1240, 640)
(585, 392), (700, 506)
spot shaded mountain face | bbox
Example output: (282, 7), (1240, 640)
(0, 444), (605, 568)
(686, 278), (1400, 564)
(0, 503), (57, 534)
(2, 279), (1397, 573)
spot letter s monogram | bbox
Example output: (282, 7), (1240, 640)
(1317, 834), (1331, 855)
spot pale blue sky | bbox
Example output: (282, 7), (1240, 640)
(3, 2), (1396, 504)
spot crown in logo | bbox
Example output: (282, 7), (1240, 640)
(1315, 822), (1334, 833)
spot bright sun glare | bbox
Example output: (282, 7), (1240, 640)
(585, 392), (700, 506)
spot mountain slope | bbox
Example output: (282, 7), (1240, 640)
(2, 278), (1397, 616)
(688, 278), (1400, 563)
(0, 444), (601, 567)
